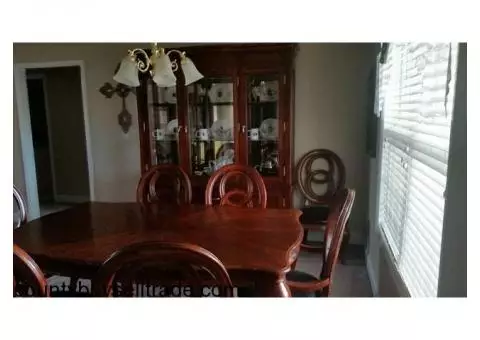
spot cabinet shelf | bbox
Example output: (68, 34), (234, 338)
(151, 102), (177, 107)
(153, 138), (178, 142)
(194, 102), (234, 106)
(248, 101), (278, 105)
(248, 139), (279, 142)
(192, 139), (234, 143)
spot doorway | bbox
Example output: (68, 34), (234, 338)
(14, 62), (94, 219)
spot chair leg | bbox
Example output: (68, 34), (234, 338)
(302, 229), (309, 244)
(340, 223), (351, 265)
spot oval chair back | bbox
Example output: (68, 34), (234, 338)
(136, 164), (192, 206)
(93, 241), (234, 297)
(205, 164), (267, 208)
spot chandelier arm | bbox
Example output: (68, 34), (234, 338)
(166, 49), (187, 72)
(165, 49), (186, 58)
(128, 48), (151, 73)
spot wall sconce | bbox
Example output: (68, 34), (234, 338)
(99, 82), (135, 134)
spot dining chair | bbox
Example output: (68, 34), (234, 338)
(13, 185), (27, 229)
(286, 188), (355, 297)
(205, 164), (267, 208)
(13, 187), (82, 296)
(14, 244), (49, 297)
(136, 164), (192, 206)
(294, 149), (350, 263)
(93, 241), (234, 297)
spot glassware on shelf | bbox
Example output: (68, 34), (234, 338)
(188, 77), (235, 176)
(146, 79), (180, 165)
(247, 75), (280, 176)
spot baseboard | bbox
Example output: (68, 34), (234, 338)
(55, 195), (89, 204)
(365, 250), (379, 297)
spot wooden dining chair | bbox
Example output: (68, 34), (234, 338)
(14, 244), (49, 297)
(136, 164), (192, 206)
(286, 188), (355, 297)
(93, 241), (234, 297)
(294, 149), (350, 263)
(13, 188), (83, 296)
(205, 164), (267, 208)
(13, 185), (27, 229)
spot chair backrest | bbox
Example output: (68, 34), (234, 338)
(93, 241), (234, 297)
(13, 244), (48, 297)
(205, 164), (267, 208)
(136, 164), (192, 206)
(320, 188), (355, 293)
(295, 149), (346, 206)
(13, 185), (27, 229)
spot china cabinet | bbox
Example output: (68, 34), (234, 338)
(136, 44), (297, 208)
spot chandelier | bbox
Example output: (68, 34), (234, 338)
(113, 43), (203, 88)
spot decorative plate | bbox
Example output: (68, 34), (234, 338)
(208, 83), (233, 103)
(210, 119), (233, 140)
(260, 81), (278, 102)
(259, 118), (278, 140)
(166, 119), (178, 135)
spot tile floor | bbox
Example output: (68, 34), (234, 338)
(294, 248), (373, 297)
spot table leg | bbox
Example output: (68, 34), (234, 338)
(269, 277), (291, 297)
(235, 270), (290, 297)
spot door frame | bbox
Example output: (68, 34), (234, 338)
(14, 60), (95, 220)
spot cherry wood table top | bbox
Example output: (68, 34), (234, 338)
(13, 203), (303, 279)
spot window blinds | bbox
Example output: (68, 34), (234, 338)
(377, 43), (458, 297)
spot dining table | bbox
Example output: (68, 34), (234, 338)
(13, 202), (304, 297)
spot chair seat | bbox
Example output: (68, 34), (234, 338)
(301, 240), (325, 249)
(286, 270), (318, 283)
(299, 206), (330, 225)
(286, 270), (324, 298)
(291, 290), (317, 297)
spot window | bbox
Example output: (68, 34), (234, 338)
(377, 43), (458, 297)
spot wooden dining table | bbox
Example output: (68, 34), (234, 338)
(13, 202), (303, 297)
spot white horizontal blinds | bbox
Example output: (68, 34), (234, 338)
(378, 43), (457, 297)
(378, 46), (410, 259)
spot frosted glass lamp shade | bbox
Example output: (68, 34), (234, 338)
(152, 53), (177, 88)
(113, 56), (140, 87)
(182, 57), (204, 85)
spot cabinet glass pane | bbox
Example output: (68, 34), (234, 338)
(187, 77), (235, 177)
(247, 75), (279, 176)
(147, 79), (179, 165)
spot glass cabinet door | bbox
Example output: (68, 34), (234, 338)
(187, 77), (235, 177)
(247, 75), (280, 176)
(146, 79), (180, 165)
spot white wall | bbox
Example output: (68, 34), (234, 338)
(14, 43), (377, 244)
(13, 43), (151, 202)
(13, 43), (205, 204)
(294, 43), (377, 244)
